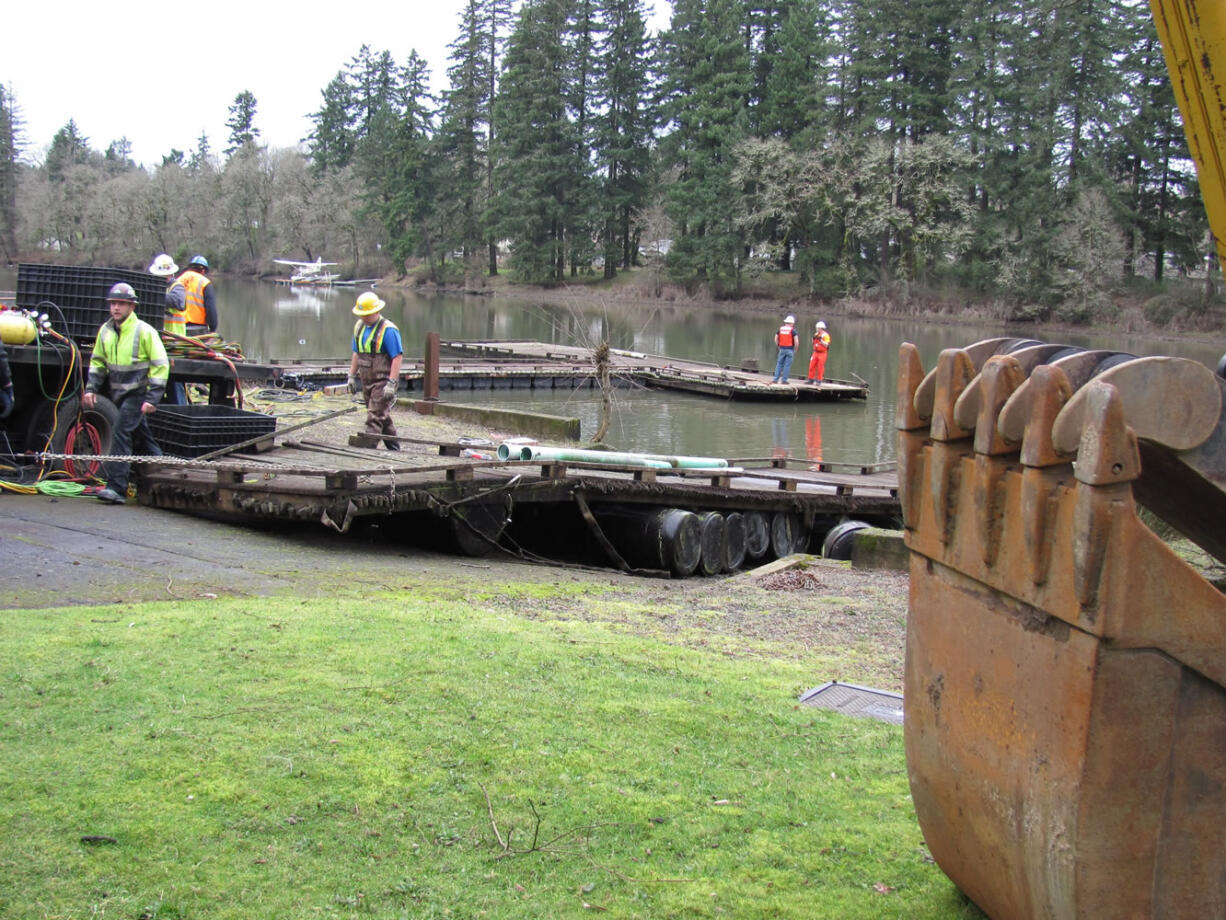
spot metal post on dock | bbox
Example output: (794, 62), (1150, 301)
(424, 331), (440, 401)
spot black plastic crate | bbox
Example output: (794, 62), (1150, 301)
(16, 263), (167, 347)
(148, 405), (277, 458)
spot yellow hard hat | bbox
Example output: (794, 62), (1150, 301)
(353, 291), (385, 316)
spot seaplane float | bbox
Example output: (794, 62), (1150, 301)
(273, 258), (341, 285)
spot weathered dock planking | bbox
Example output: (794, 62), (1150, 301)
(236, 339), (869, 402)
(139, 434), (898, 573)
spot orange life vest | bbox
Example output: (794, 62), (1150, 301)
(177, 270), (210, 326)
(776, 323), (797, 348)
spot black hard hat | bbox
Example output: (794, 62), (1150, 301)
(107, 282), (138, 304)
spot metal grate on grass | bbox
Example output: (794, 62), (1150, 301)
(798, 680), (904, 724)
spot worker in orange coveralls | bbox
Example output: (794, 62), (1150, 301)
(806, 321), (831, 384)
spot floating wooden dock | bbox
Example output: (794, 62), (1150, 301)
(139, 434), (898, 576)
(237, 339), (869, 402)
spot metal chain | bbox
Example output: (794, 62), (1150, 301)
(27, 452), (237, 469)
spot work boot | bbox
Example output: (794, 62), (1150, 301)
(96, 487), (125, 505)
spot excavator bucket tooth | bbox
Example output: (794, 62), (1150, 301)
(898, 338), (1226, 919)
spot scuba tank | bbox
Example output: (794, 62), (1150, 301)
(0, 310), (37, 345)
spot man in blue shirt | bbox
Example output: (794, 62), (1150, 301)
(348, 292), (403, 450)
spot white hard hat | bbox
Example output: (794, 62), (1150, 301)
(784, 314), (795, 324)
(816, 321), (826, 329)
(148, 253), (179, 277)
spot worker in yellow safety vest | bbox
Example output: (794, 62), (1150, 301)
(348, 291), (403, 450)
(83, 282), (169, 504)
(176, 254), (218, 335)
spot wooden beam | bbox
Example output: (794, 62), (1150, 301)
(325, 471), (358, 490)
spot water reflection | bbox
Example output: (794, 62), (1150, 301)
(805, 416), (823, 468)
(272, 285), (334, 314)
(771, 417), (790, 460)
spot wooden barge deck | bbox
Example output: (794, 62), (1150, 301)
(139, 434), (898, 575)
(238, 339), (869, 402)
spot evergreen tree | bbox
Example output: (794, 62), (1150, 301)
(45, 120), (92, 183)
(1109, 14), (1202, 280)
(756, 0), (828, 142)
(104, 138), (135, 174)
(1053, 0), (1132, 188)
(225, 90), (261, 156)
(492, 0), (587, 283)
(567, 0), (602, 275)
(435, 0), (497, 271)
(356, 51), (439, 272)
(591, 0), (655, 275)
(347, 46), (400, 141)
(658, 0), (753, 293)
(307, 71), (358, 172)
(189, 131), (213, 173)
(435, 0), (514, 275)
(0, 83), (21, 261)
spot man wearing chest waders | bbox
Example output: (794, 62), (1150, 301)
(347, 292), (403, 450)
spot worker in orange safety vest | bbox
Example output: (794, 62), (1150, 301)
(771, 314), (798, 384)
(176, 254), (219, 335)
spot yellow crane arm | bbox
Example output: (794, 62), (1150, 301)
(1151, 0), (1226, 265)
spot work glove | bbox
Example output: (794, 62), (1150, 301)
(382, 379), (398, 401)
(347, 374), (361, 395)
(0, 384), (12, 420)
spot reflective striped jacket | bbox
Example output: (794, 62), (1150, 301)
(352, 316), (401, 355)
(178, 269), (210, 326)
(86, 311), (170, 405)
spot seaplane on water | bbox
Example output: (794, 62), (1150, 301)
(274, 257), (341, 285)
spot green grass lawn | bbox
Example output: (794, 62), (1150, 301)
(0, 579), (980, 919)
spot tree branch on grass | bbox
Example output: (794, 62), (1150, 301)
(480, 784), (618, 859)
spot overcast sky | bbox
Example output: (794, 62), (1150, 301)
(6, 0), (671, 168)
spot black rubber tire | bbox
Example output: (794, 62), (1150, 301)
(723, 511), (748, 571)
(821, 520), (872, 561)
(27, 394), (120, 477)
(770, 511), (802, 558)
(447, 502), (506, 557)
(696, 511), (727, 576)
(743, 511), (770, 559)
(64, 395), (119, 479)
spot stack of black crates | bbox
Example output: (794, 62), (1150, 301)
(16, 263), (167, 347)
(148, 405), (277, 459)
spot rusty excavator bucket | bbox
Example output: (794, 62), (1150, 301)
(897, 338), (1226, 919)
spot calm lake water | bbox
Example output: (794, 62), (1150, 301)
(4, 269), (1223, 464)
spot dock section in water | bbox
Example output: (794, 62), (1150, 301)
(237, 339), (869, 402)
